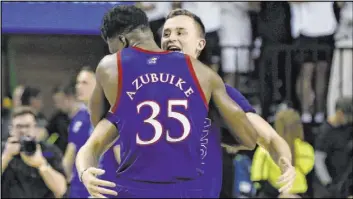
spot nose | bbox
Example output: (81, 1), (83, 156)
(168, 32), (178, 42)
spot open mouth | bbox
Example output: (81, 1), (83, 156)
(167, 45), (182, 53)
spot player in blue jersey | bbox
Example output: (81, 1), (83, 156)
(76, 5), (260, 198)
(161, 9), (296, 197)
(63, 67), (96, 198)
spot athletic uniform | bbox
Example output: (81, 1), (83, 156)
(202, 84), (256, 198)
(106, 46), (209, 198)
(68, 105), (93, 198)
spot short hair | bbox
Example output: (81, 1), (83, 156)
(52, 83), (76, 97)
(80, 66), (95, 74)
(11, 106), (37, 120)
(166, 9), (206, 38)
(101, 5), (149, 41)
(336, 96), (353, 115)
(21, 86), (41, 106)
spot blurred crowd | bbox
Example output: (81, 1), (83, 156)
(1, 2), (352, 198)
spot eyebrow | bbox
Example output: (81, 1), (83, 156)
(164, 27), (187, 31)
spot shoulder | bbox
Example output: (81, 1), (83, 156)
(97, 54), (117, 72)
(188, 55), (221, 85)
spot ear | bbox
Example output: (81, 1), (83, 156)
(196, 38), (206, 52)
(119, 36), (128, 48)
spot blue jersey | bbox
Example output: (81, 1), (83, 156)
(108, 47), (209, 192)
(99, 140), (120, 182)
(202, 84), (256, 198)
(68, 105), (92, 198)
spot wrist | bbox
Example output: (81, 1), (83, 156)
(79, 168), (89, 182)
(36, 158), (48, 169)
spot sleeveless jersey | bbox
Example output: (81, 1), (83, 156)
(68, 105), (92, 198)
(201, 84), (256, 198)
(109, 47), (208, 187)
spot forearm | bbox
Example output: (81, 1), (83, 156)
(76, 143), (101, 179)
(268, 135), (292, 165)
(38, 163), (67, 198)
(1, 154), (12, 174)
(62, 143), (76, 180)
(247, 113), (292, 164)
(315, 151), (332, 185)
(224, 111), (258, 149)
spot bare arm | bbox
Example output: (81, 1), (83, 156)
(315, 151), (332, 185)
(38, 162), (67, 198)
(211, 72), (258, 149)
(62, 143), (76, 181)
(88, 80), (105, 127)
(77, 55), (119, 178)
(76, 119), (119, 179)
(246, 112), (292, 164)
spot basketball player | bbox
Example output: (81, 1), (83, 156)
(63, 67), (96, 198)
(161, 9), (295, 196)
(65, 67), (120, 198)
(76, 5), (259, 198)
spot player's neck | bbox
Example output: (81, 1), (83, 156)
(131, 39), (161, 52)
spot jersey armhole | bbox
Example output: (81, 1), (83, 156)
(184, 54), (208, 110)
(110, 51), (123, 113)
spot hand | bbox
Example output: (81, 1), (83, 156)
(20, 144), (46, 168)
(221, 143), (240, 154)
(3, 137), (21, 158)
(81, 167), (117, 198)
(277, 157), (296, 193)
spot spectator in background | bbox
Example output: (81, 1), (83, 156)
(136, 2), (171, 46)
(179, 2), (222, 71)
(1, 106), (67, 198)
(219, 2), (254, 91)
(46, 84), (76, 153)
(315, 96), (352, 198)
(290, 2), (338, 123)
(21, 86), (48, 141)
(64, 67), (96, 198)
(327, 2), (353, 117)
(1, 97), (12, 141)
(251, 109), (314, 198)
(255, 2), (293, 119)
(2, 85), (25, 141)
(13, 85), (24, 108)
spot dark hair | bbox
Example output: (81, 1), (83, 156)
(21, 86), (41, 106)
(11, 106), (37, 120)
(80, 66), (95, 74)
(336, 96), (353, 115)
(52, 83), (76, 97)
(101, 5), (150, 41)
(166, 9), (206, 38)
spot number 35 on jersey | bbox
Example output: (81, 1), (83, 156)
(136, 99), (191, 145)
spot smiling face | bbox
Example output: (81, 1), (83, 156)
(161, 15), (206, 59)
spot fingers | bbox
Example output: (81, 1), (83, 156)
(89, 167), (106, 176)
(91, 185), (118, 196)
(84, 168), (117, 198)
(277, 168), (296, 193)
(90, 192), (107, 198)
(92, 178), (116, 188)
(277, 168), (296, 184)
